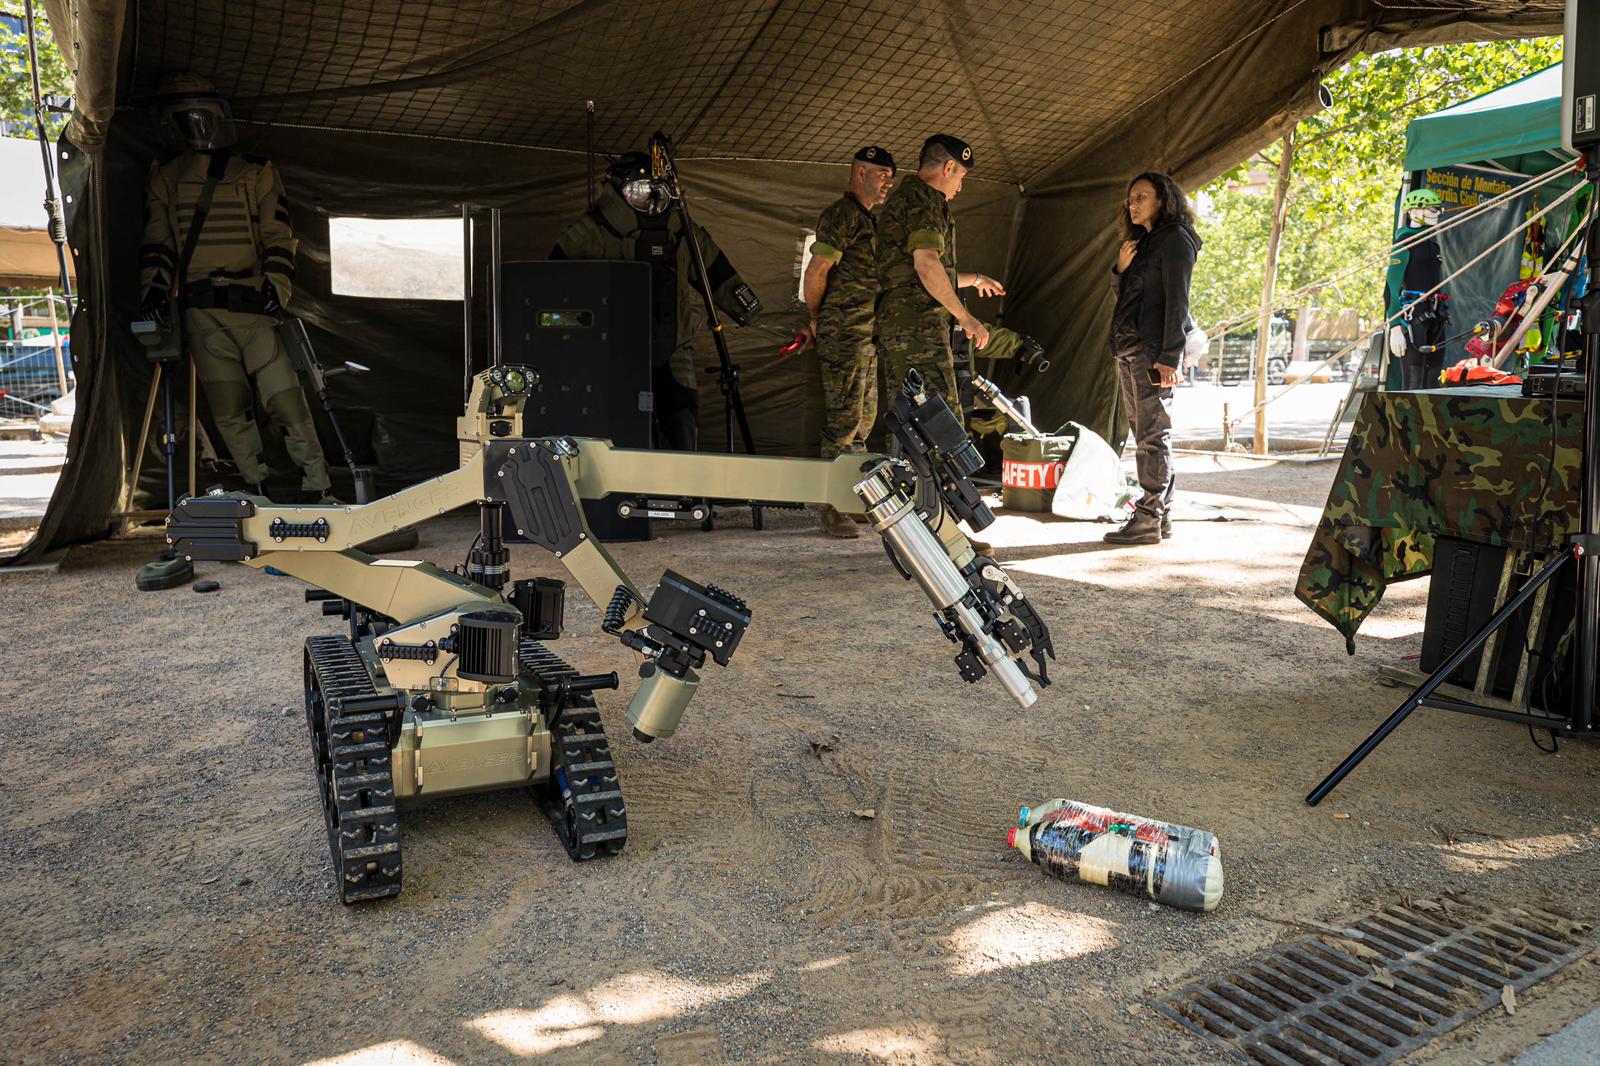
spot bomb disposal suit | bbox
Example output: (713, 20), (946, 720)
(550, 152), (761, 451)
(139, 73), (331, 496)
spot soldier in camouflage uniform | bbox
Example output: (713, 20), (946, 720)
(803, 145), (896, 538)
(551, 152), (761, 452)
(140, 73), (333, 500)
(875, 134), (1005, 418)
(1295, 387), (1580, 651)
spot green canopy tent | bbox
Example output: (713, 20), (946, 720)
(10, 0), (1565, 564)
(1405, 62), (1575, 177)
(1402, 63), (1584, 368)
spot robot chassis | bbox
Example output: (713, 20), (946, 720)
(167, 365), (1056, 903)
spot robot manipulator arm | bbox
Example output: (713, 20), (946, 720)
(602, 571), (752, 742)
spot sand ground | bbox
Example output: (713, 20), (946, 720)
(2, 454), (1597, 1065)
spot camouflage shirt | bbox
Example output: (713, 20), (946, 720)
(812, 193), (878, 324)
(876, 176), (956, 320)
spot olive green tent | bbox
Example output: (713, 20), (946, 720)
(15, 0), (1563, 561)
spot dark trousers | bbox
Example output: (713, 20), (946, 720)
(1115, 350), (1175, 517)
(1400, 294), (1450, 390)
(652, 362), (700, 452)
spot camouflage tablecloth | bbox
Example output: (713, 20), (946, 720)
(1296, 386), (1582, 652)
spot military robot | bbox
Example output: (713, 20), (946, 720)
(167, 363), (1055, 903)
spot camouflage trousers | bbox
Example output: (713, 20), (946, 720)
(818, 324), (878, 460)
(877, 309), (960, 421)
(184, 307), (330, 491)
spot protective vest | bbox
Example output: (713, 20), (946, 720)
(140, 150), (296, 306)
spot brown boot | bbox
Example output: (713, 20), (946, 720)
(821, 504), (862, 539)
(1104, 510), (1162, 545)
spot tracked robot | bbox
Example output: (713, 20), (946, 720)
(167, 363), (1055, 903)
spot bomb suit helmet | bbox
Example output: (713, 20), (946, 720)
(156, 72), (237, 151)
(609, 152), (675, 216)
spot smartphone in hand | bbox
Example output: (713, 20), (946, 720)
(1146, 367), (1164, 386)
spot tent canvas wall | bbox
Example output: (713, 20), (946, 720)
(15, 0), (1565, 562)
(1404, 63), (1585, 367)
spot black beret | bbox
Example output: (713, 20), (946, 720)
(924, 134), (973, 170)
(854, 145), (895, 172)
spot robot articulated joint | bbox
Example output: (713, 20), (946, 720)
(605, 572), (753, 744)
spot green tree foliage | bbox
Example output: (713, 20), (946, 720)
(1189, 37), (1564, 333)
(1, 3), (72, 140)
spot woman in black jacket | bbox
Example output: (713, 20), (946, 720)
(1104, 171), (1202, 545)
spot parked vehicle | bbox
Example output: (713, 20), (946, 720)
(0, 337), (72, 420)
(1203, 315), (1291, 385)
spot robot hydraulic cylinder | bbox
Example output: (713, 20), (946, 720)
(854, 462), (1039, 708)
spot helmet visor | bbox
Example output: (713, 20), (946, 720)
(621, 177), (674, 216)
(162, 96), (237, 150)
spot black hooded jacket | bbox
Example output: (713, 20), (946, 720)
(1109, 220), (1203, 368)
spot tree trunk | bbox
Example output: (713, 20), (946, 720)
(1254, 131), (1296, 455)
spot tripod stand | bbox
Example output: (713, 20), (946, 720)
(131, 313), (195, 590)
(649, 131), (767, 531)
(1308, 161), (1600, 805)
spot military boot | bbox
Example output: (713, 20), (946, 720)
(1103, 510), (1162, 545)
(1162, 513), (1172, 539)
(821, 504), (862, 539)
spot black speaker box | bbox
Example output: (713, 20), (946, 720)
(1565, 0), (1600, 153)
(1421, 535), (1575, 711)
(502, 260), (654, 542)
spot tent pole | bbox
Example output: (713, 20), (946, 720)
(23, 0), (73, 314)
(1254, 131), (1295, 455)
(46, 290), (67, 397)
(187, 356), (196, 498)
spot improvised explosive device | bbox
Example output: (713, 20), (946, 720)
(1009, 799), (1223, 912)
(167, 365), (1056, 903)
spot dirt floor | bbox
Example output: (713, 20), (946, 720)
(3, 454), (1598, 1065)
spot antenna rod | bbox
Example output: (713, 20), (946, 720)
(586, 100), (596, 208)
(490, 207), (503, 368)
(462, 203), (475, 405)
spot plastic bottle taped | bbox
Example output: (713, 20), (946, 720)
(1008, 799), (1223, 912)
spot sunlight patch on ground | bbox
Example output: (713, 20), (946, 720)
(812, 1025), (940, 1061)
(303, 1040), (459, 1066)
(1007, 542), (1303, 594)
(469, 969), (770, 1055)
(1434, 830), (1599, 874)
(944, 902), (1117, 976)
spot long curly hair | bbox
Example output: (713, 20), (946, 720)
(1120, 171), (1194, 240)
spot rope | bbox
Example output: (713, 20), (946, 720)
(1386, 180), (1585, 326)
(1489, 196), (1594, 366)
(1221, 181), (1587, 435)
(1202, 159), (1579, 338)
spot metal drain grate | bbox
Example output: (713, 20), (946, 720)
(1157, 895), (1592, 1064)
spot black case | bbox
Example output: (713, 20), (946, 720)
(502, 260), (654, 542)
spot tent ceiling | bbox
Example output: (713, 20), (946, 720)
(131, 0), (1309, 184)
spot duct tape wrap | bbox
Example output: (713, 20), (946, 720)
(1009, 799), (1223, 912)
